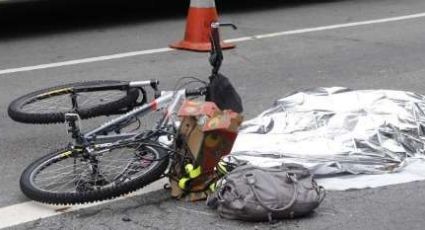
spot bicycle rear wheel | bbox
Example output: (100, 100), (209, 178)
(8, 80), (139, 124)
(20, 140), (169, 204)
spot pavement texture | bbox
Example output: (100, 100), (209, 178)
(1, 0), (425, 229)
(16, 181), (425, 230)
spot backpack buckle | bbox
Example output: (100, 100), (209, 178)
(244, 173), (256, 185)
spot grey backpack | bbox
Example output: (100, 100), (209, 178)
(207, 164), (325, 222)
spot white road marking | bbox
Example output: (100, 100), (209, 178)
(1, 12), (425, 76)
(226, 12), (425, 42)
(0, 179), (167, 229)
(0, 47), (173, 76)
(1, 11), (425, 229)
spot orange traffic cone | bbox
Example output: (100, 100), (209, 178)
(170, 0), (235, 52)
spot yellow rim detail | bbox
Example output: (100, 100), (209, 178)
(38, 88), (72, 97)
(59, 151), (72, 158)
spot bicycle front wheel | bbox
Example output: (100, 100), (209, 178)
(8, 80), (139, 124)
(20, 140), (169, 204)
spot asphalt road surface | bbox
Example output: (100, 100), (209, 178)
(1, 0), (425, 229)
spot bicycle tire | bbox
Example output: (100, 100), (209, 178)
(20, 140), (169, 205)
(8, 80), (139, 124)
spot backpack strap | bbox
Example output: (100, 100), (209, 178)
(245, 172), (298, 212)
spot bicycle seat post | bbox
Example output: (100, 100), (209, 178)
(70, 91), (79, 111)
(64, 91), (86, 146)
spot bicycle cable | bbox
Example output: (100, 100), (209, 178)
(173, 76), (207, 91)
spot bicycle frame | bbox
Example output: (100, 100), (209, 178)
(68, 87), (188, 146)
(14, 22), (243, 205)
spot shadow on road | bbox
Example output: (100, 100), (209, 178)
(0, 0), (343, 41)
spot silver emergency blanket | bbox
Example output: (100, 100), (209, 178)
(229, 87), (425, 176)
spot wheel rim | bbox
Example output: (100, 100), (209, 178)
(29, 143), (162, 195)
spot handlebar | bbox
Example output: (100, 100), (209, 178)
(162, 23), (237, 98)
(185, 87), (208, 97)
(209, 22), (237, 75)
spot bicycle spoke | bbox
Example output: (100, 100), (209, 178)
(23, 95), (71, 113)
(21, 90), (128, 114)
(35, 164), (88, 190)
(31, 143), (160, 195)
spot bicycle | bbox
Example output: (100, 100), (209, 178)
(8, 22), (243, 205)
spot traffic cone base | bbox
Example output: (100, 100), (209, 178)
(171, 40), (235, 52)
(170, 0), (235, 52)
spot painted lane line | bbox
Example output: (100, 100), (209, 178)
(0, 179), (167, 229)
(1, 12), (425, 76)
(226, 12), (425, 42)
(0, 47), (173, 76)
